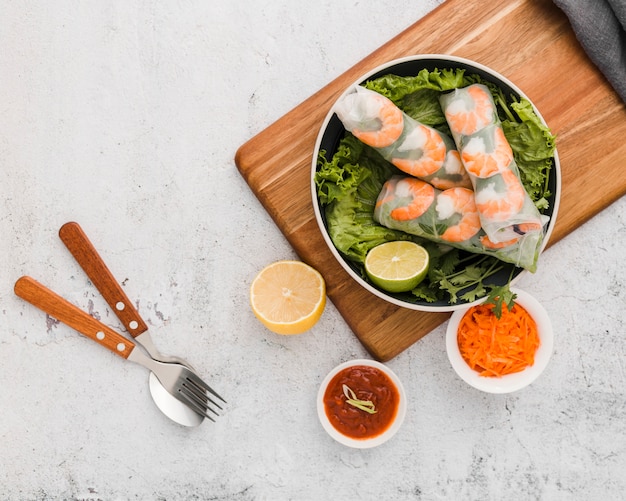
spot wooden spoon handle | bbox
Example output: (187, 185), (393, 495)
(14, 276), (134, 359)
(59, 222), (148, 337)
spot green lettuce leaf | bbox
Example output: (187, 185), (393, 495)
(501, 99), (556, 209)
(316, 135), (420, 263)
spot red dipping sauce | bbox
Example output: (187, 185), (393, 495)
(323, 364), (400, 440)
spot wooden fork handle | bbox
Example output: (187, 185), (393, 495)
(14, 276), (134, 359)
(59, 222), (148, 337)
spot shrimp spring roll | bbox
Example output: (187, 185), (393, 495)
(439, 84), (548, 247)
(334, 85), (472, 190)
(374, 175), (542, 271)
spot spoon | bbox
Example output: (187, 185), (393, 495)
(58, 222), (207, 426)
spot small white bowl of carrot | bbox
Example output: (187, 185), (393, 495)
(446, 288), (553, 393)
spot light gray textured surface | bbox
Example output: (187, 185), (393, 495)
(1, 1), (625, 500)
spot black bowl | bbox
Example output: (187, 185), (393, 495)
(311, 55), (561, 312)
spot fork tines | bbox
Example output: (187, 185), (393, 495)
(176, 371), (226, 422)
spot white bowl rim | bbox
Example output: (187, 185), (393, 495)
(310, 53), (562, 312)
(445, 287), (554, 393)
(316, 359), (407, 448)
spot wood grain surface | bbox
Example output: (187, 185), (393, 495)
(235, 0), (626, 361)
(13, 276), (135, 359)
(59, 222), (149, 338)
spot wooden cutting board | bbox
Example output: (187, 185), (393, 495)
(235, 0), (626, 361)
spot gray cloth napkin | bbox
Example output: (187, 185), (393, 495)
(553, 0), (626, 103)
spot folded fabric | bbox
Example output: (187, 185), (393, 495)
(439, 84), (548, 245)
(553, 0), (626, 103)
(373, 175), (543, 272)
(334, 86), (472, 190)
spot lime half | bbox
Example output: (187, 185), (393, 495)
(365, 241), (429, 293)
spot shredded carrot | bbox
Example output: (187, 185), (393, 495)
(457, 302), (540, 378)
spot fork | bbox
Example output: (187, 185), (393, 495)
(58, 222), (225, 417)
(14, 276), (220, 420)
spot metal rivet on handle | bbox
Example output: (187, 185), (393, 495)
(96, 331), (105, 340)
(116, 302), (125, 311)
(129, 320), (138, 330)
(116, 343), (126, 352)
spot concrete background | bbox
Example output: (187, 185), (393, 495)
(1, 1), (625, 499)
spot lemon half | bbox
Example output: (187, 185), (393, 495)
(250, 260), (326, 335)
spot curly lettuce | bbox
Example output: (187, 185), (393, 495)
(316, 135), (421, 263)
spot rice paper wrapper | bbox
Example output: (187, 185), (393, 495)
(439, 84), (549, 244)
(334, 85), (472, 190)
(374, 175), (543, 272)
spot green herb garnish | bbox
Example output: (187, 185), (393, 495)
(343, 384), (377, 414)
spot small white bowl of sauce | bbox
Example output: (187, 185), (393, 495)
(317, 359), (407, 448)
